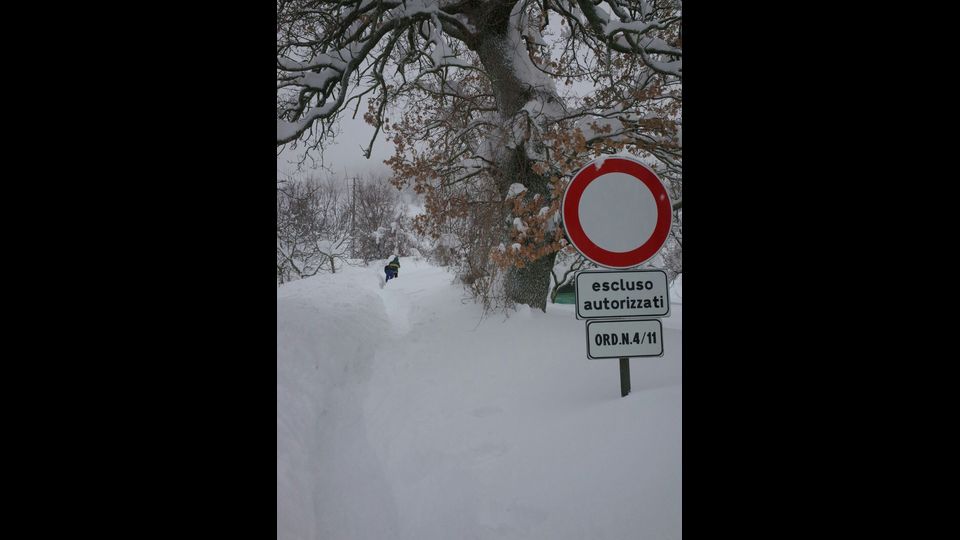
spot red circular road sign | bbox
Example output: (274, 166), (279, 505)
(562, 155), (673, 269)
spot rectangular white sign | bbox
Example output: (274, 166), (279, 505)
(586, 319), (664, 359)
(575, 269), (670, 320)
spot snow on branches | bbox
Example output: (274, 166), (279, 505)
(278, 0), (681, 309)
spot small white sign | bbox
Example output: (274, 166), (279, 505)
(575, 269), (670, 320)
(586, 319), (664, 359)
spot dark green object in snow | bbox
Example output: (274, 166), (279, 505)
(553, 282), (575, 304)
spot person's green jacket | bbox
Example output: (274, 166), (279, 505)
(387, 257), (400, 272)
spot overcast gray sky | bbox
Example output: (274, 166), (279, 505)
(277, 112), (395, 182)
(277, 13), (608, 185)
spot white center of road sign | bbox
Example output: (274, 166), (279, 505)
(578, 172), (659, 253)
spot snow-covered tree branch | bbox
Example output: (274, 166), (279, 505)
(278, 0), (681, 310)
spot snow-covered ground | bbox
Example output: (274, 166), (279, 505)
(278, 258), (681, 539)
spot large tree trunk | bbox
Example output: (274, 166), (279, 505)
(500, 139), (557, 311)
(504, 250), (557, 310)
(467, 2), (559, 311)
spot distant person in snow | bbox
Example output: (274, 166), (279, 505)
(384, 256), (400, 282)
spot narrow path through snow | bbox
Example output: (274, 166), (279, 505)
(376, 258), (452, 337)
